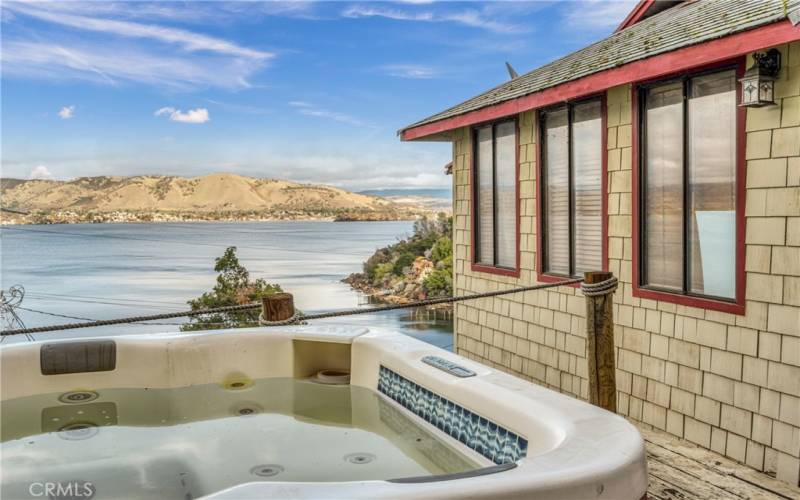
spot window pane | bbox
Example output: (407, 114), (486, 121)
(476, 126), (494, 265)
(543, 107), (570, 275)
(495, 121), (517, 268)
(688, 70), (736, 298)
(644, 82), (684, 291)
(572, 100), (603, 275)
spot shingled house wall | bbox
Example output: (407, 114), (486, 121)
(451, 42), (800, 485)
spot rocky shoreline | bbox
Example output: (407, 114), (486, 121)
(0, 209), (423, 226)
(343, 274), (413, 305)
(342, 213), (454, 312)
(343, 260), (453, 312)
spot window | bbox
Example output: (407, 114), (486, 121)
(473, 120), (517, 271)
(639, 68), (738, 301)
(539, 99), (604, 278)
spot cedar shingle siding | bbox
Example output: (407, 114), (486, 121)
(409, 0), (800, 486)
(449, 45), (800, 485)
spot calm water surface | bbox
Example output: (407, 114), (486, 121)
(1, 379), (477, 498)
(0, 221), (452, 348)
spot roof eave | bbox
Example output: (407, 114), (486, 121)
(399, 20), (798, 142)
(397, 128), (453, 142)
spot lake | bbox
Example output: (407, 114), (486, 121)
(0, 221), (453, 348)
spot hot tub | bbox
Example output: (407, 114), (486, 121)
(0, 325), (648, 499)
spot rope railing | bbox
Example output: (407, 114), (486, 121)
(0, 277), (597, 337)
(1, 273), (621, 414)
(0, 302), (263, 336)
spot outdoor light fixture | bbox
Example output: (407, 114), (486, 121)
(740, 49), (781, 107)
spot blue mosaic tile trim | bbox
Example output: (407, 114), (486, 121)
(377, 365), (528, 464)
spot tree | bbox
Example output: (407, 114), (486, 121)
(181, 247), (283, 331)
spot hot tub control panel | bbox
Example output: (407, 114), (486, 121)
(421, 356), (476, 378)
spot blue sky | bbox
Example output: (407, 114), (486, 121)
(1, 1), (636, 190)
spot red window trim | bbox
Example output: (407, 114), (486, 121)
(535, 95), (609, 288)
(470, 118), (521, 278)
(630, 59), (747, 315)
(400, 21), (796, 142)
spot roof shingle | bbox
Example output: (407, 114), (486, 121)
(400, 0), (798, 134)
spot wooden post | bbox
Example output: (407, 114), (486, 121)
(584, 271), (617, 413)
(261, 293), (295, 322)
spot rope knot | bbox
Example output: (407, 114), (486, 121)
(580, 276), (618, 297)
(257, 311), (304, 327)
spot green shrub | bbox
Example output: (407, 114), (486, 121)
(364, 249), (392, 280)
(372, 262), (394, 284)
(430, 236), (452, 263)
(392, 252), (416, 276)
(423, 268), (452, 297)
(440, 254), (452, 268)
(356, 214), (455, 296)
(182, 247), (283, 331)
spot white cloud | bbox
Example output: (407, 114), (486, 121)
(2, 139), (454, 190)
(58, 105), (75, 119)
(380, 64), (437, 79)
(0, 2), (272, 90)
(265, 149), (453, 190)
(15, 1), (321, 23)
(563, 0), (639, 29)
(155, 107), (210, 124)
(29, 165), (54, 180)
(1, 40), (261, 90)
(255, 1), (319, 19)
(341, 5), (526, 34)
(3, 1), (209, 22)
(4, 2), (272, 60)
(343, 6), (433, 22)
(288, 101), (366, 127)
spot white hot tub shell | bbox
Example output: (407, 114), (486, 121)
(0, 325), (648, 499)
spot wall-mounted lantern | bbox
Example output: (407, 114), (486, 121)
(740, 49), (781, 107)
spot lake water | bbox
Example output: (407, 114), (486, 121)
(0, 221), (452, 348)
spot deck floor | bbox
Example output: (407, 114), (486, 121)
(640, 426), (800, 500)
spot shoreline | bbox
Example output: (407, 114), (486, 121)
(343, 273), (453, 313)
(0, 218), (418, 226)
(0, 213), (430, 226)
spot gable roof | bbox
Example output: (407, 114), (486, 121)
(616, 0), (683, 32)
(400, 0), (799, 140)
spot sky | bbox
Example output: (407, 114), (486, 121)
(0, 0), (636, 191)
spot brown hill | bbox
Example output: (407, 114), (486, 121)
(1, 173), (398, 212)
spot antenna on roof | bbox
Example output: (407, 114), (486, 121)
(505, 62), (519, 80)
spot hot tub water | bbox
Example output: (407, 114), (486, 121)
(0, 379), (479, 499)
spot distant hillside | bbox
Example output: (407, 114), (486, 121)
(0, 173), (430, 224)
(358, 188), (451, 199)
(359, 188), (452, 212)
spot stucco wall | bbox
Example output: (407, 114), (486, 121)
(452, 42), (800, 485)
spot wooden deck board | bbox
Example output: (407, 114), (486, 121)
(647, 474), (697, 500)
(639, 426), (800, 500)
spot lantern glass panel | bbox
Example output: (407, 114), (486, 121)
(742, 78), (759, 105)
(759, 81), (773, 103)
